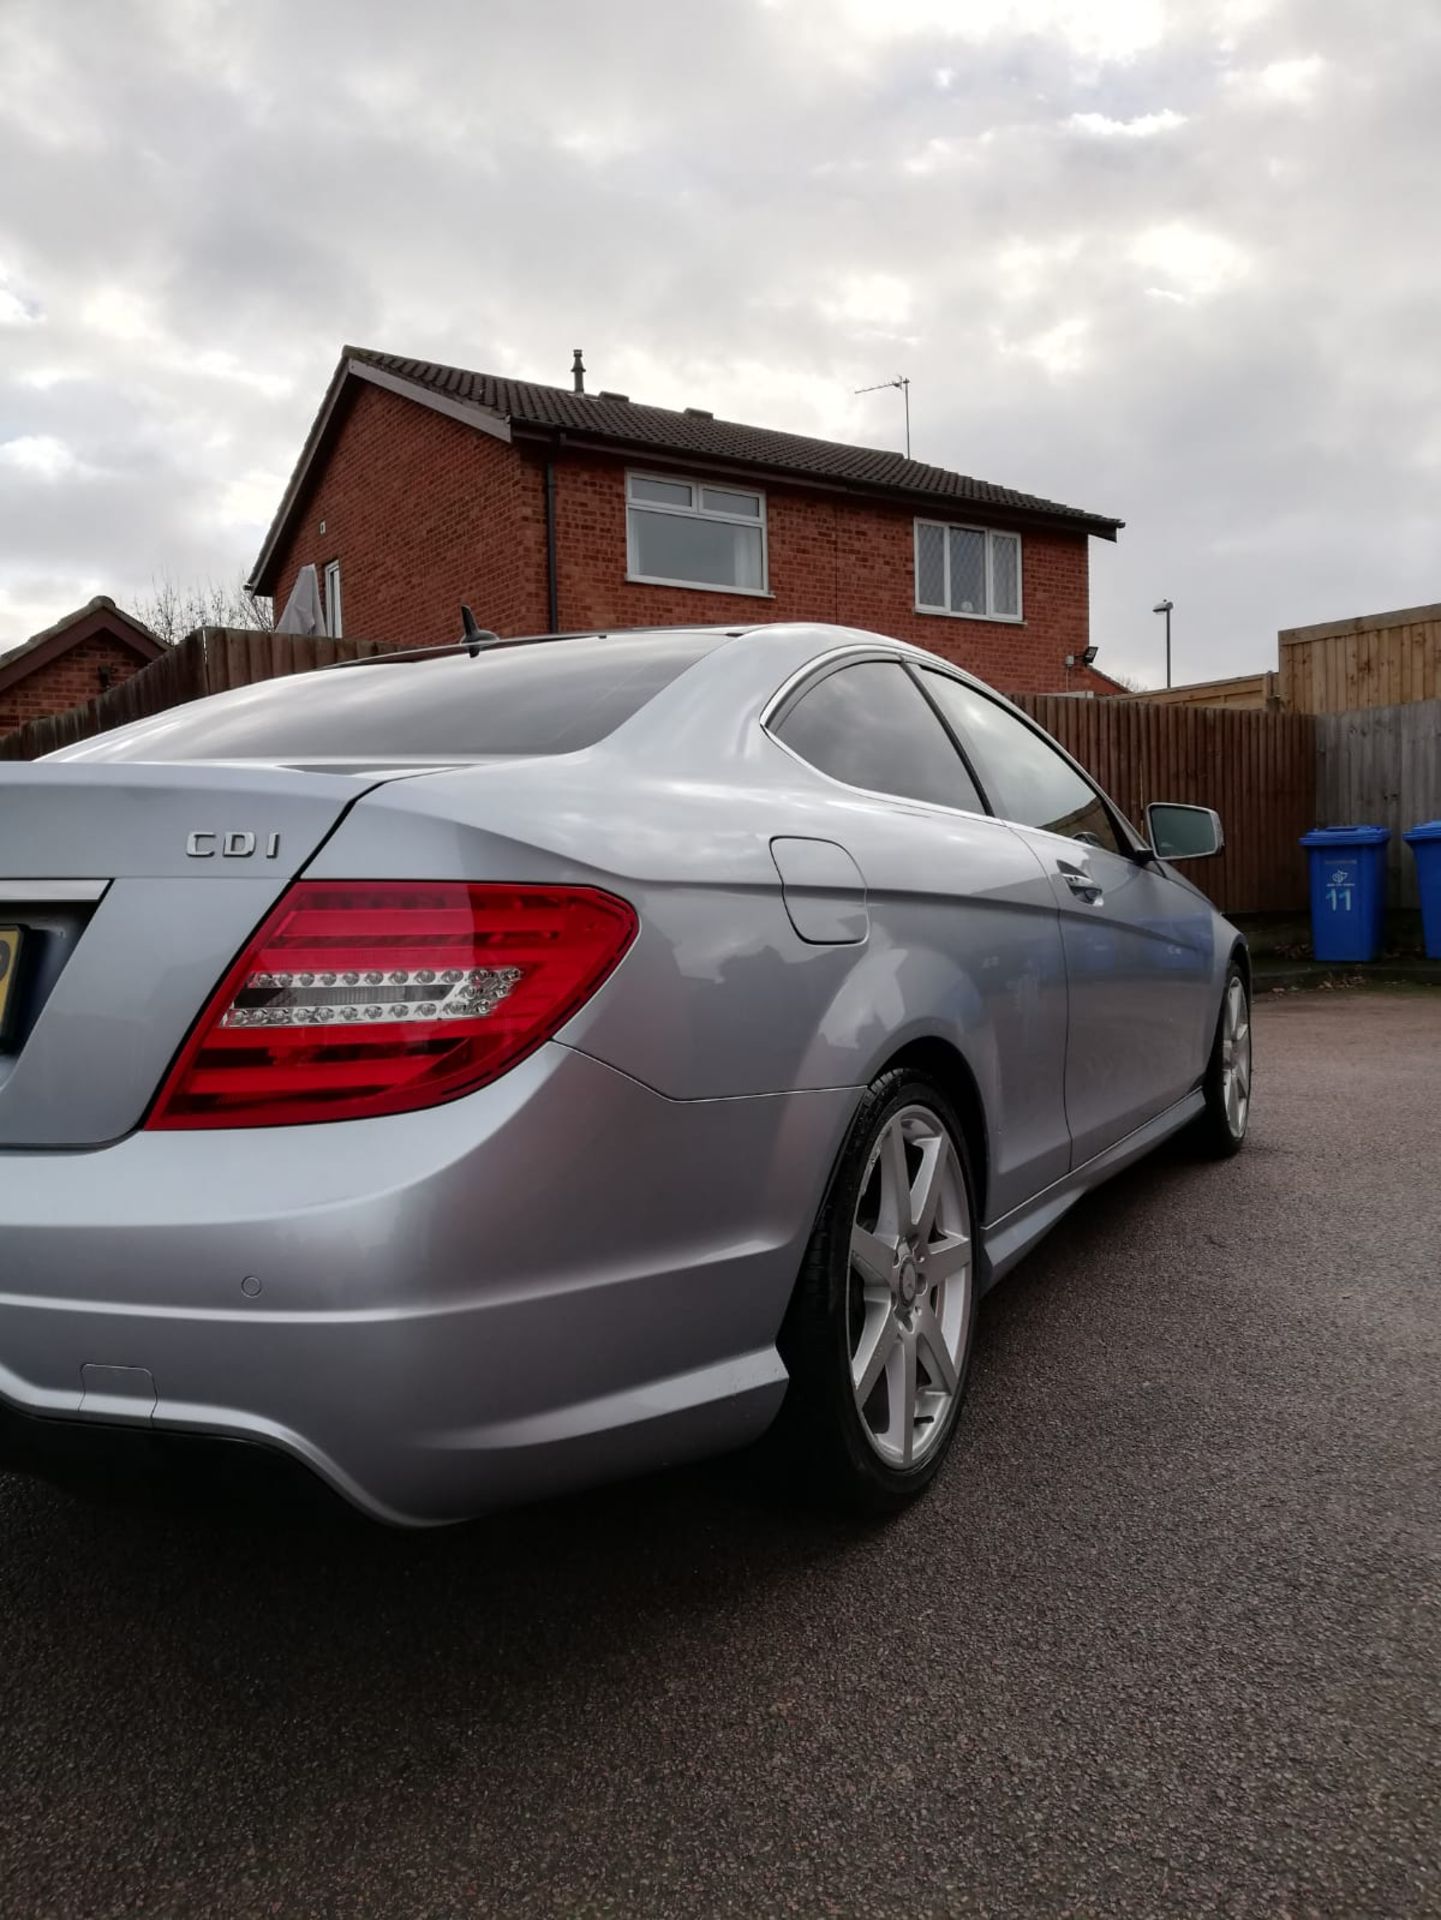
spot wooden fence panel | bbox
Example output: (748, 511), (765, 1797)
(1143, 670), (1277, 710)
(1013, 694), (1316, 914)
(1278, 604), (1441, 713)
(1315, 699), (1441, 908)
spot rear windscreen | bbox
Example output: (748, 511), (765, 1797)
(63, 631), (728, 763)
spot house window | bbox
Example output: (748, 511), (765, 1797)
(626, 473), (768, 595)
(914, 521), (1022, 621)
(324, 559), (343, 638)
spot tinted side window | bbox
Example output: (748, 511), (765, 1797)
(920, 672), (1122, 853)
(774, 662), (985, 811)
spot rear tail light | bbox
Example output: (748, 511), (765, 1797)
(148, 882), (637, 1129)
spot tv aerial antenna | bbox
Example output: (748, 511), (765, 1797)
(854, 375), (911, 459)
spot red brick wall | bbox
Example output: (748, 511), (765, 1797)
(550, 449), (1107, 693)
(270, 387), (1112, 693)
(269, 382), (542, 648)
(0, 636), (151, 734)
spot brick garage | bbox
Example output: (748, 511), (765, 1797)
(0, 598), (163, 737)
(253, 351), (1124, 695)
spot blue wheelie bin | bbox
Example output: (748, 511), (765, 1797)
(1299, 825), (1390, 963)
(1402, 820), (1441, 959)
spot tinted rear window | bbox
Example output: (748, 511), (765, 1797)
(68, 632), (726, 764)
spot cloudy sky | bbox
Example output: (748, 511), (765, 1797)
(1, 0), (1437, 686)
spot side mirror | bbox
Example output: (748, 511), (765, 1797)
(1146, 802), (1224, 862)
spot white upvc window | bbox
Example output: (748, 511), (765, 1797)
(626, 472), (769, 595)
(323, 559), (344, 638)
(914, 520), (1022, 622)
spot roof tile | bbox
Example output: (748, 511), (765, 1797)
(349, 347), (1122, 536)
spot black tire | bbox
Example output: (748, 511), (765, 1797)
(1191, 960), (1252, 1160)
(771, 1069), (981, 1515)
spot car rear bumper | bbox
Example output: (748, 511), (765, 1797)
(0, 1396), (344, 1513)
(0, 1043), (857, 1524)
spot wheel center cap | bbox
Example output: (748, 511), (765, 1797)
(898, 1257), (919, 1304)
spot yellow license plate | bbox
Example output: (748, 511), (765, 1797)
(0, 928), (20, 1042)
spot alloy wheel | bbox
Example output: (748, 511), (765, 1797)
(847, 1104), (972, 1469)
(1221, 977), (1251, 1139)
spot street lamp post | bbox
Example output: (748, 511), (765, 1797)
(1153, 599), (1174, 689)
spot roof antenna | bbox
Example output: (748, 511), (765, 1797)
(571, 347), (586, 395)
(854, 374), (911, 459)
(460, 604), (499, 657)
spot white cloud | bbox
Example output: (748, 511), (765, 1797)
(902, 136), (963, 176)
(81, 287), (159, 344)
(1228, 52), (1327, 102)
(996, 236), (1084, 303)
(775, 0), (1166, 61)
(1067, 108), (1187, 137)
(187, 350), (292, 400)
(17, 366), (75, 389)
(997, 316), (1091, 377)
(1259, 53), (1326, 98)
(0, 435), (86, 481)
(819, 272), (914, 332)
(1130, 222), (1250, 300)
(0, 260), (41, 327)
(215, 467), (286, 530)
(0, 287), (38, 326)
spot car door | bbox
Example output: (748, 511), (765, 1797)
(767, 654), (1072, 1217)
(917, 670), (1217, 1167)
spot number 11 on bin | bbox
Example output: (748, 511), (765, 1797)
(1327, 863), (1355, 912)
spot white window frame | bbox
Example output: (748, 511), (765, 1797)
(625, 470), (771, 598)
(323, 558), (343, 638)
(913, 520), (1023, 624)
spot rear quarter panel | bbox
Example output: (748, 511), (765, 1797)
(308, 741), (1069, 1221)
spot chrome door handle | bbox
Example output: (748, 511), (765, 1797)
(1059, 865), (1104, 906)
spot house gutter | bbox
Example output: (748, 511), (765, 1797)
(544, 437), (561, 634)
(508, 424), (1123, 542)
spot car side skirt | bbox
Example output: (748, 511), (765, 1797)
(981, 1089), (1206, 1289)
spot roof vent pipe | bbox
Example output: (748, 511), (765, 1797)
(571, 348), (586, 395)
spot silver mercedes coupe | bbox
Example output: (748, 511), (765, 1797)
(0, 622), (1251, 1524)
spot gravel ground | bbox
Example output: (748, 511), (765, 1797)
(1, 990), (1437, 1919)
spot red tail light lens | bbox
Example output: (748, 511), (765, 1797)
(148, 883), (637, 1129)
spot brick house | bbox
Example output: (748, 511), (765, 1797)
(250, 348), (1125, 694)
(0, 596), (163, 738)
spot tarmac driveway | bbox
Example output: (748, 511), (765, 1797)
(0, 990), (1436, 1918)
